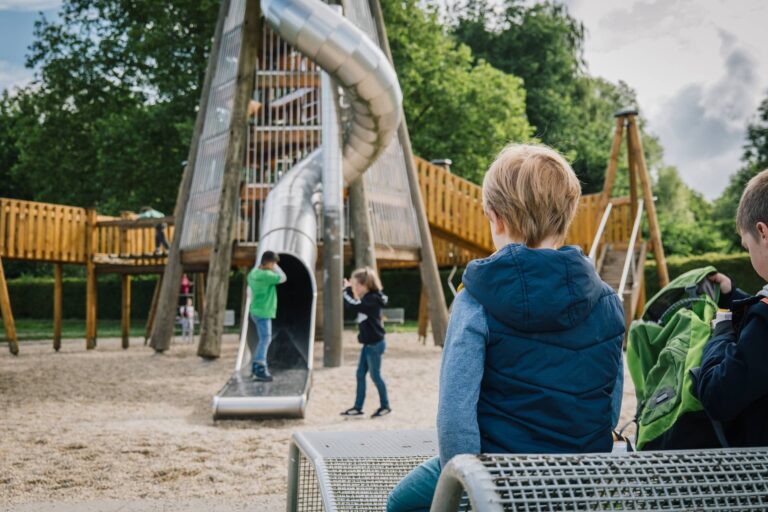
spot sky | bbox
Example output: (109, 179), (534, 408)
(1, 0), (767, 199)
(563, 0), (767, 199)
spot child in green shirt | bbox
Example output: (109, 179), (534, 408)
(248, 251), (287, 381)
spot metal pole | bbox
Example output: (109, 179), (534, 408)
(321, 66), (344, 368)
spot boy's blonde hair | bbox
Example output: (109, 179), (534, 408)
(482, 143), (581, 246)
(736, 169), (768, 237)
(351, 267), (383, 292)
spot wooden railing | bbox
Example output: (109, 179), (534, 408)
(94, 216), (175, 266)
(0, 198), (174, 267)
(0, 198), (89, 263)
(415, 157), (494, 255)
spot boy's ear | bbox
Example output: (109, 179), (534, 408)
(487, 208), (506, 235)
(757, 222), (768, 242)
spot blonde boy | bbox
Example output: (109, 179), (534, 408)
(388, 144), (626, 512)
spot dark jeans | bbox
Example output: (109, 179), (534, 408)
(354, 339), (389, 410)
(155, 225), (169, 251)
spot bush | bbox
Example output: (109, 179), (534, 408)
(645, 252), (764, 299)
(6, 273), (247, 321)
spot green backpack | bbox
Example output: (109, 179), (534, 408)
(626, 266), (723, 450)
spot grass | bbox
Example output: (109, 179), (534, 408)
(0, 318), (239, 342)
(1, 318), (419, 342)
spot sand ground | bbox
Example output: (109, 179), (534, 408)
(1, 331), (636, 511)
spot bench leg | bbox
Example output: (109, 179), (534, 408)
(286, 443), (300, 512)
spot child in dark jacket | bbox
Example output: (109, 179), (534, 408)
(387, 144), (626, 512)
(340, 267), (391, 419)
(694, 169), (768, 446)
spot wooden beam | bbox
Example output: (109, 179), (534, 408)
(417, 283), (428, 345)
(121, 274), (131, 349)
(369, 0), (449, 346)
(0, 256), (18, 355)
(85, 208), (98, 349)
(199, 0), (262, 359)
(602, 117), (625, 201)
(349, 176), (377, 272)
(150, 0), (231, 353)
(626, 115), (669, 287)
(53, 263), (62, 351)
(626, 126), (639, 223)
(145, 274), (162, 346)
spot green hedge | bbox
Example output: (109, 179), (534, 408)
(12, 253), (756, 322)
(6, 273), (247, 320)
(644, 252), (764, 299)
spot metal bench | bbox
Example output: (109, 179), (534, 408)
(288, 429), (437, 511)
(433, 449), (768, 511)
(288, 430), (768, 511)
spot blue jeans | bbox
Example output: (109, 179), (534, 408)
(250, 314), (272, 369)
(354, 340), (389, 410)
(387, 456), (440, 512)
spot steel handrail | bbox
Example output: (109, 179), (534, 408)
(588, 202), (614, 263)
(617, 199), (644, 299)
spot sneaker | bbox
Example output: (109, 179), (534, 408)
(340, 407), (364, 417)
(371, 407), (391, 418)
(252, 364), (273, 382)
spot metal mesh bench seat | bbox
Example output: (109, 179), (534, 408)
(433, 449), (768, 511)
(288, 430), (768, 511)
(288, 429), (437, 511)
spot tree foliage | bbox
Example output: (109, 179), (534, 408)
(381, 0), (532, 182)
(3, 0), (218, 213)
(714, 94), (768, 248)
(448, 0), (658, 193)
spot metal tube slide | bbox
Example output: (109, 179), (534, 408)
(213, 0), (402, 419)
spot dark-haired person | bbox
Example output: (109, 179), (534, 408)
(247, 251), (286, 382)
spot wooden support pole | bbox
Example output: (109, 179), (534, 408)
(195, 273), (206, 320)
(627, 115), (669, 288)
(145, 274), (162, 345)
(369, 0), (449, 346)
(149, 0), (230, 353)
(198, 0), (260, 359)
(240, 267), (248, 327)
(53, 263), (62, 351)
(85, 208), (97, 349)
(602, 117), (626, 203)
(0, 256), (19, 355)
(349, 177), (377, 272)
(417, 283), (429, 345)
(121, 274), (131, 349)
(626, 123), (639, 223)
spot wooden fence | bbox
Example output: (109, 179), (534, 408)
(0, 199), (89, 263)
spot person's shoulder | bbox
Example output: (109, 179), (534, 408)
(745, 296), (768, 325)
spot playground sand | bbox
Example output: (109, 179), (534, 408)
(0, 332), (637, 511)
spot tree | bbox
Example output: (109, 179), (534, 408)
(715, 93), (768, 249)
(6, 0), (218, 213)
(381, 0), (532, 182)
(449, 0), (657, 193)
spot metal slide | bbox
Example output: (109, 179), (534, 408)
(212, 0), (402, 419)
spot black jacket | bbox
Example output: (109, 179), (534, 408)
(693, 286), (768, 447)
(343, 287), (387, 344)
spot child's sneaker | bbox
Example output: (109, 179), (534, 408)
(371, 407), (391, 418)
(252, 364), (273, 382)
(340, 407), (364, 417)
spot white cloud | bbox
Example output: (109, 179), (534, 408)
(567, 0), (768, 199)
(0, 60), (33, 92)
(0, 0), (60, 10)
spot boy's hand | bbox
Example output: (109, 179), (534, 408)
(343, 278), (350, 288)
(708, 273), (732, 295)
